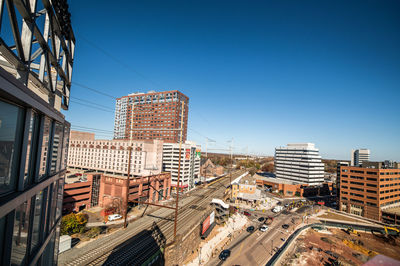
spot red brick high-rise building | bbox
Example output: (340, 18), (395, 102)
(114, 90), (189, 143)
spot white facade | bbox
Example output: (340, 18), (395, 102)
(68, 138), (163, 176)
(275, 143), (325, 185)
(351, 149), (370, 166)
(162, 141), (201, 191)
(114, 96), (129, 139)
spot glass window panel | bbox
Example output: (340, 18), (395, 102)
(30, 190), (44, 253)
(38, 117), (52, 180)
(11, 200), (31, 265)
(0, 100), (25, 195)
(41, 232), (55, 266)
(0, 215), (6, 260)
(24, 111), (39, 188)
(49, 181), (58, 229)
(53, 222), (60, 265)
(56, 178), (64, 219)
(50, 122), (63, 174)
(60, 125), (70, 170)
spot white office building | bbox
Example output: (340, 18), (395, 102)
(275, 143), (325, 185)
(351, 149), (370, 166)
(162, 141), (201, 191)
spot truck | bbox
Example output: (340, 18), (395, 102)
(272, 206), (283, 213)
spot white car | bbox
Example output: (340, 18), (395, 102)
(108, 214), (122, 221)
(260, 225), (269, 232)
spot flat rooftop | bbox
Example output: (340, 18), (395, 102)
(383, 206), (400, 216)
(253, 173), (301, 185)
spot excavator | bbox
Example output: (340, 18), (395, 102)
(346, 227), (361, 236)
(384, 226), (400, 237)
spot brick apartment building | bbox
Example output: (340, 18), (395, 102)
(62, 172), (171, 214)
(339, 161), (400, 222)
(68, 131), (163, 176)
(113, 90), (189, 143)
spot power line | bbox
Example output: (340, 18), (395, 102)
(77, 34), (162, 88)
(72, 81), (116, 99)
(71, 125), (114, 133)
(69, 100), (114, 113)
(70, 96), (114, 110)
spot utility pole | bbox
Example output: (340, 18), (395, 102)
(173, 100), (185, 242)
(124, 146), (133, 228)
(229, 138), (234, 200)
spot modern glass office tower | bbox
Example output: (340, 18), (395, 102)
(0, 0), (75, 265)
(275, 143), (325, 185)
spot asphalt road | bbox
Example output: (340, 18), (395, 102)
(58, 170), (246, 266)
(206, 205), (310, 266)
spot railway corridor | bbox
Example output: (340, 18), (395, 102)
(59, 170), (246, 265)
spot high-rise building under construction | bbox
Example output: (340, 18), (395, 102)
(114, 90), (189, 143)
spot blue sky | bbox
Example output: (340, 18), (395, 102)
(65, 0), (400, 161)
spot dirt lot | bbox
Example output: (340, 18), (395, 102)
(281, 227), (400, 266)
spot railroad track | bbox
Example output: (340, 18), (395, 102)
(64, 170), (245, 266)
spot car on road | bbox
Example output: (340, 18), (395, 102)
(282, 224), (289, 229)
(108, 214), (122, 221)
(219, 249), (231, 261)
(243, 211), (251, 216)
(260, 225), (269, 232)
(258, 217), (265, 222)
(246, 226), (255, 233)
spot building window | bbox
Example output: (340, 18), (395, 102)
(38, 117), (52, 180)
(30, 190), (45, 253)
(0, 100), (25, 195)
(23, 111), (40, 188)
(11, 200), (31, 265)
(50, 122), (64, 174)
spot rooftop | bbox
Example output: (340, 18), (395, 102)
(253, 173), (302, 185)
(383, 206), (400, 216)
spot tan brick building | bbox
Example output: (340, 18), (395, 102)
(339, 162), (400, 222)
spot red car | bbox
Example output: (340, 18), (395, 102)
(243, 211), (251, 216)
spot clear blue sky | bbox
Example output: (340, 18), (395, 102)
(65, 0), (400, 161)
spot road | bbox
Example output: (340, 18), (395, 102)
(58, 170), (246, 266)
(206, 205), (312, 266)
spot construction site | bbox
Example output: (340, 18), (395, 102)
(280, 226), (400, 265)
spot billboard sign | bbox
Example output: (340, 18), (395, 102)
(185, 149), (190, 160)
(201, 211), (215, 236)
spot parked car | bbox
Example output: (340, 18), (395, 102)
(246, 226), (255, 233)
(282, 224), (289, 229)
(258, 217), (265, 222)
(260, 225), (269, 232)
(284, 203), (289, 208)
(281, 237), (286, 241)
(108, 214), (122, 221)
(243, 211), (251, 216)
(219, 249), (231, 261)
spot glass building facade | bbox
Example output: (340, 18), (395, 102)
(0, 85), (70, 265)
(0, 0), (75, 265)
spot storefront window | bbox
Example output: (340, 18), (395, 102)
(11, 200), (31, 265)
(0, 100), (24, 195)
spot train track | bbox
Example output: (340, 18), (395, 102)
(64, 170), (245, 266)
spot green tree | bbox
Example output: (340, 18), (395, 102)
(61, 213), (88, 235)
